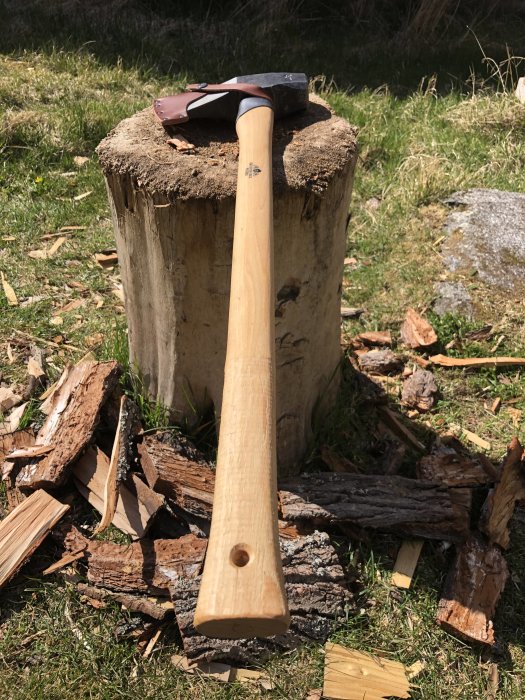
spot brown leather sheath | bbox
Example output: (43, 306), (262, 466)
(154, 82), (273, 126)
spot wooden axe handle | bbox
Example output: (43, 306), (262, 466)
(193, 103), (290, 638)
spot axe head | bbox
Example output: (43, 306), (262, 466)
(154, 73), (308, 126)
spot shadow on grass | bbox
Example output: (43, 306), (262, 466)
(1, 1), (525, 95)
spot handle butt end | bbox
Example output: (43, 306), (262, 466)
(194, 610), (290, 639)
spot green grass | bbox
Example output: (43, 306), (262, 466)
(1, 18), (525, 700)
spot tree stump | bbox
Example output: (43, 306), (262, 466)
(97, 95), (357, 474)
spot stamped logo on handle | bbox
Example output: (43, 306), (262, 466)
(245, 162), (262, 178)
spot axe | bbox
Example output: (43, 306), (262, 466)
(154, 72), (308, 638)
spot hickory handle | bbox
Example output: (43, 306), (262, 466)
(193, 101), (290, 639)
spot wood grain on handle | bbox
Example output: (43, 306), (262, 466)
(193, 104), (290, 638)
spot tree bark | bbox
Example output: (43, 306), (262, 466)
(170, 531), (352, 663)
(436, 533), (508, 645)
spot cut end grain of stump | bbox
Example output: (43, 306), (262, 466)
(0, 490), (69, 588)
(323, 642), (411, 700)
(400, 308), (437, 350)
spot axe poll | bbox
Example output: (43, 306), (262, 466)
(154, 73), (309, 638)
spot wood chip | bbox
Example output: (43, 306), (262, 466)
(47, 236), (67, 257)
(486, 662), (498, 700)
(94, 251), (118, 267)
(56, 298), (85, 314)
(377, 406), (425, 451)
(0, 402), (28, 436)
(166, 135), (195, 151)
(400, 308), (437, 349)
(0, 490), (69, 588)
(323, 642), (411, 699)
(73, 156), (89, 167)
(391, 540), (424, 589)
(341, 306), (365, 318)
(73, 190), (93, 201)
(0, 387), (22, 413)
(490, 397), (502, 414)
(479, 438), (525, 549)
(171, 654), (232, 681)
(400, 368), (438, 412)
(506, 407), (522, 428)
(450, 424), (491, 451)
(43, 549), (86, 575)
(74, 446), (164, 539)
(436, 533), (508, 646)
(6, 343), (15, 364)
(59, 226), (86, 232)
(1, 271), (18, 306)
(356, 330), (392, 346)
(430, 354), (525, 368)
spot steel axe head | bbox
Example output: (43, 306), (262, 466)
(154, 72), (308, 127)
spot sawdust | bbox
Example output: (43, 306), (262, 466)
(96, 94), (358, 201)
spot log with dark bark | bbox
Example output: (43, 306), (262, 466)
(64, 527), (206, 594)
(278, 472), (470, 542)
(170, 531), (352, 663)
(15, 361), (121, 489)
(436, 533), (508, 646)
(76, 582), (174, 620)
(418, 443), (498, 487)
(479, 438), (525, 549)
(138, 434), (215, 519)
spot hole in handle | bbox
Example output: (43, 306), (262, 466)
(230, 544), (251, 567)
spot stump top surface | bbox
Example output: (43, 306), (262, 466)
(96, 94), (357, 200)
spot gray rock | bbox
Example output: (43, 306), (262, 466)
(433, 281), (473, 318)
(442, 189), (525, 294)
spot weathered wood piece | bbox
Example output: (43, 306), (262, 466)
(97, 96), (358, 474)
(400, 308), (437, 349)
(479, 438), (525, 549)
(279, 472), (469, 541)
(76, 582), (174, 620)
(417, 443), (497, 487)
(64, 528), (206, 594)
(436, 533), (508, 645)
(170, 531), (352, 663)
(73, 446), (164, 539)
(401, 368), (438, 412)
(377, 406), (425, 451)
(430, 354), (525, 369)
(391, 540), (424, 589)
(320, 445), (359, 473)
(323, 642), (411, 700)
(356, 330), (392, 347)
(0, 490), (69, 588)
(94, 395), (142, 535)
(138, 434), (215, 519)
(357, 349), (403, 375)
(15, 361), (121, 489)
(1, 430), (34, 511)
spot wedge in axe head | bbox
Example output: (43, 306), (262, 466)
(154, 73), (308, 640)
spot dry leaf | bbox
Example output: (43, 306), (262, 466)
(59, 226), (86, 232)
(73, 156), (89, 167)
(1, 272), (18, 306)
(73, 190), (93, 201)
(85, 333), (104, 348)
(50, 316), (64, 326)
